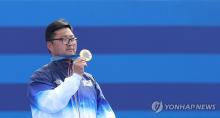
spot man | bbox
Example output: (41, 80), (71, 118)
(27, 19), (116, 118)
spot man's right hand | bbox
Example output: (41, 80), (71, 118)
(73, 57), (87, 76)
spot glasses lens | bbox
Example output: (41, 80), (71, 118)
(63, 37), (77, 44)
(62, 38), (69, 44)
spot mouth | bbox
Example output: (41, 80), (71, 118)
(66, 48), (76, 52)
(67, 49), (74, 51)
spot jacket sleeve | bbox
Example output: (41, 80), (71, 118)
(95, 82), (116, 118)
(27, 73), (82, 113)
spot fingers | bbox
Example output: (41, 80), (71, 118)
(73, 57), (87, 76)
(74, 57), (87, 66)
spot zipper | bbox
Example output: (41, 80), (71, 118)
(74, 94), (81, 118)
(68, 62), (81, 118)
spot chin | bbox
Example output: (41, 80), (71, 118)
(66, 51), (76, 55)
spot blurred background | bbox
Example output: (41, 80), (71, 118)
(1, 0), (220, 117)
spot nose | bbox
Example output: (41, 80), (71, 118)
(67, 43), (74, 47)
(67, 41), (76, 47)
(68, 38), (77, 45)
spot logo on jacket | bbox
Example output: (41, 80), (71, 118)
(82, 80), (93, 87)
(54, 79), (63, 85)
(152, 101), (163, 113)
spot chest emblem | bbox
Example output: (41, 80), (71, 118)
(82, 80), (93, 87)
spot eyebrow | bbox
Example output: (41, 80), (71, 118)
(56, 35), (75, 38)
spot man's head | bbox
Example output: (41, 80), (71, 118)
(45, 19), (77, 56)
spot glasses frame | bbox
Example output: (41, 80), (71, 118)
(51, 37), (77, 45)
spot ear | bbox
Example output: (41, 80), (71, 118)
(47, 41), (53, 53)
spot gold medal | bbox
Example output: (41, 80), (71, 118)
(79, 49), (92, 62)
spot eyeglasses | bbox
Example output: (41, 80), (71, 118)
(51, 37), (77, 45)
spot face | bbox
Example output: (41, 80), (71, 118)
(47, 28), (77, 56)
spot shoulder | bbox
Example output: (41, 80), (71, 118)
(29, 63), (54, 84)
(83, 72), (93, 78)
(83, 72), (96, 83)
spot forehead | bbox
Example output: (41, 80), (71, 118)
(54, 27), (74, 37)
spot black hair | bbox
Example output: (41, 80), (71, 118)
(45, 19), (72, 41)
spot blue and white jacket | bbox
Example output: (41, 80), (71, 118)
(27, 60), (116, 118)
